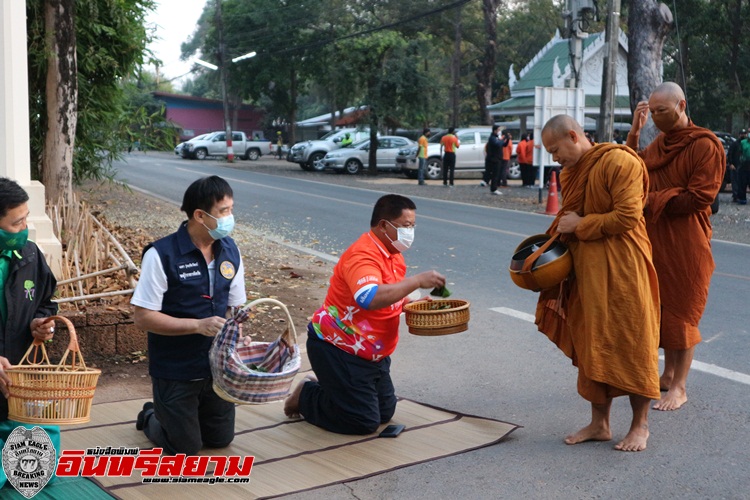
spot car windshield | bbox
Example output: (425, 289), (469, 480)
(352, 139), (370, 149)
(320, 130), (351, 140)
(429, 131), (446, 143)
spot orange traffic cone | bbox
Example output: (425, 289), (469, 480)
(544, 170), (560, 215)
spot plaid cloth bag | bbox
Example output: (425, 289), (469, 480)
(209, 298), (301, 404)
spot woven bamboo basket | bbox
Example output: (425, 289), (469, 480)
(403, 299), (470, 336)
(6, 315), (101, 425)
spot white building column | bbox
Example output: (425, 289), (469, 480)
(1, 0), (62, 275)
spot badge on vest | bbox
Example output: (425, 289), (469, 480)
(220, 260), (236, 280)
(2, 426), (56, 498)
(177, 260), (202, 281)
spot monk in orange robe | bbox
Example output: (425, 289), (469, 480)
(628, 82), (724, 411)
(536, 115), (661, 452)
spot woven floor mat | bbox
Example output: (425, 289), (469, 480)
(62, 372), (519, 499)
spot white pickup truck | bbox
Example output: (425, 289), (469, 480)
(181, 131), (272, 161)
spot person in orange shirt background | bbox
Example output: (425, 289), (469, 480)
(499, 131), (513, 187)
(440, 127), (460, 187)
(417, 128), (431, 186)
(284, 194), (446, 435)
(516, 134), (534, 187)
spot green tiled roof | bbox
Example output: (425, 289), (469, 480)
(488, 94), (631, 113)
(512, 34), (603, 92)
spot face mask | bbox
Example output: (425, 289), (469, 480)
(202, 212), (235, 240)
(385, 221), (414, 252)
(651, 102), (681, 133)
(0, 227), (28, 251)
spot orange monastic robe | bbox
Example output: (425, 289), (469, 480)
(536, 143), (661, 402)
(636, 123), (724, 350)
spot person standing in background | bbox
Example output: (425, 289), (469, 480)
(417, 128), (431, 186)
(440, 128), (460, 188)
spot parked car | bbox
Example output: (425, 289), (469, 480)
(174, 133), (210, 156)
(397, 128), (519, 181)
(287, 128), (370, 171)
(181, 131), (272, 160)
(322, 136), (416, 175)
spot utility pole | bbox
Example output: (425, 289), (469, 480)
(598, 0), (621, 142)
(215, 0), (233, 162)
(450, 5), (462, 128)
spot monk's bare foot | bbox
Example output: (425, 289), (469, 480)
(284, 375), (316, 418)
(653, 389), (687, 411)
(659, 374), (672, 392)
(564, 423), (611, 445)
(614, 426), (649, 452)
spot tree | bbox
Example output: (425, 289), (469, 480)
(27, 0), (159, 201)
(627, 0), (673, 146)
(41, 0), (77, 206)
(476, 0), (501, 125)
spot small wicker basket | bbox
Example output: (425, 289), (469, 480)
(403, 299), (470, 336)
(6, 315), (101, 425)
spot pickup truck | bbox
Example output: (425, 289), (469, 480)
(181, 131), (272, 161)
(287, 128), (370, 171)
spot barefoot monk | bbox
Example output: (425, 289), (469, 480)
(628, 82), (724, 412)
(536, 115), (661, 452)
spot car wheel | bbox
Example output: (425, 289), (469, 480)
(508, 160), (521, 180)
(425, 158), (442, 180)
(309, 152), (326, 171)
(345, 159), (363, 175)
(246, 149), (260, 161)
(195, 148), (207, 160)
(403, 170), (418, 179)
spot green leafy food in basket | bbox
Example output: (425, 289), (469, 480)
(430, 286), (452, 298)
(428, 302), (454, 310)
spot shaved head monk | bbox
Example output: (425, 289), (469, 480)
(536, 114), (661, 452)
(628, 82), (725, 411)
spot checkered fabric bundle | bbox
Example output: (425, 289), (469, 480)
(209, 298), (301, 404)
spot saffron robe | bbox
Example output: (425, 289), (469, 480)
(636, 123), (724, 350)
(535, 143), (661, 402)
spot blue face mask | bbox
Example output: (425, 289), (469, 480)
(202, 212), (235, 240)
(0, 227), (28, 251)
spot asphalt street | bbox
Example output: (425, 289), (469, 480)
(115, 152), (750, 499)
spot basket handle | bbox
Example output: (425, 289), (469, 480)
(239, 298), (298, 345)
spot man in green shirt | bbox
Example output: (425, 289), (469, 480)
(0, 177), (59, 490)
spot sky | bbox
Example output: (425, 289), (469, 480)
(145, 0), (208, 86)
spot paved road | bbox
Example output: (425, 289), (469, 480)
(116, 153), (750, 499)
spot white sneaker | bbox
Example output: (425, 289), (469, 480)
(479, 181), (487, 187)
(492, 190), (503, 195)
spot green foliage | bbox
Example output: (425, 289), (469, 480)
(26, 0), (174, 183)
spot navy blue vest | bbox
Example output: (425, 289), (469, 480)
(146, 222), (241, 380)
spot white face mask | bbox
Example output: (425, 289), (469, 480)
(385, 220), (415, 252)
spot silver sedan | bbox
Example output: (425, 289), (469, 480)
(322, 136), (416, 175)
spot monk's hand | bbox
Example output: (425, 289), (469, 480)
(631, 101), (649, 133)
(197, 316), (227, 337)
(30, 317), (55, 342)
(557, 212), (582, 234)
(0, 356), (12, 399)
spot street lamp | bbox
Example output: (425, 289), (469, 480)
(193, 50), (256, 163)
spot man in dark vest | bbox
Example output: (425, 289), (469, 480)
(131, 175), (247, 455)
